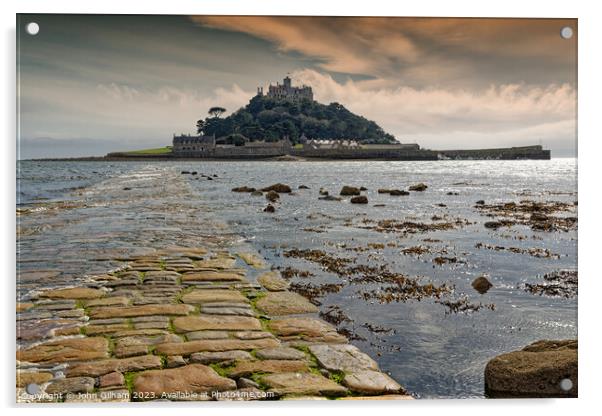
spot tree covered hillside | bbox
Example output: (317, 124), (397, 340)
(201, 95), (397, 145)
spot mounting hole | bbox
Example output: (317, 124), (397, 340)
(559, 378), (573, 391)
(560, 26), (573, 39)
(26, 22), (40, 36)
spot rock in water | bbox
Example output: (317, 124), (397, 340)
(263, 204), (275, 213)
(350, 196), (368, 204)
(472, 275), (493, 294)
(485, 339), (577, 398)
(231, 186), (256, 193)
(319, 188), (329, 195)
(409, 183), (428, 191)
(298, 185), (310, 189)
(389, 189), (409, 196)
(265, 190), (280, 202)
(261, 183), (292, 193)
(340, 186), (361, 196)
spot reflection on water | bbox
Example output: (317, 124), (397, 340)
(17, 159), (577, 399)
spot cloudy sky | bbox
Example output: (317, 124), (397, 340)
(17, 14), (577, 158)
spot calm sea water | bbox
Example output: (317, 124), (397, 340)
(17, 159), (577, 399)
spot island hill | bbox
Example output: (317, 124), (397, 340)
(109, 76), (551, 161)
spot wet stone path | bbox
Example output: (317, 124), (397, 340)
(16, 166), (411, 402)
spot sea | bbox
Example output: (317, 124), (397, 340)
(16, 159), (578, 399)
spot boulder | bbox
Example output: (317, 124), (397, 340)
(377, 189), (391, 194)
(340, 186), (361, 196)
(472, 275), (493, 294)
(319, 188), (329, 196)
(350, 196), (368, 204)
(261, 183), (292, 193)
(265, 190), (280, 202)
(263, 204), (275, 213)
(409, 183), (428, 191)
(484, 339), (577, 398)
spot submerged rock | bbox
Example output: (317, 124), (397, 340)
(350, 196), (368, 204)
(298, 185), (310, 189)
(472, 275), (493, 294)
(251, 190), (263, 196)
(485, 339), (577, 398)
(319, 195), (342, 201)
(261, 183), (292, 193)
(340, 186), (361, 196)
(409, 183), (428, 191)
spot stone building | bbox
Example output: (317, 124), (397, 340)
(257, 76), (313, 102)
(172, 134), (215, 156)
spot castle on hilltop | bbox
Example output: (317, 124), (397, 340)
(257, 75), (313, 102)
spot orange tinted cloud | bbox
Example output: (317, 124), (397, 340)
(191, 16), (576, 87)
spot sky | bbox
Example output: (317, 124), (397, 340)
(17, 14), (577, 158)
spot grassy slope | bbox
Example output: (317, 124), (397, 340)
(123, 147), (172, 155)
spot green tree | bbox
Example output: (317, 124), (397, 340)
(208, 106), (227, 118)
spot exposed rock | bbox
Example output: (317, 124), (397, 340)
(409, 183), (428, 191)
(185, 330), (230, 340)
(85, 296), (130, 307)
(350, 195), (368, 204)
(343, 370), (402, 394)
(484, 339), (577, 398)
(88, 304), (193, 319)
(260, 372), (348, 396)
(17, 337), (109, 364)
(298, 185), (310, 189)
(257, 271), (289, 291)
(165, 355), (187, 368)
(237, 377), (260, 389)
(263, 204), (275, 213)
(472, 275), (493, 294)
(67, 355), (163, 377)
(99, 372), (125, 389)
(255, 347), (306, 360)
(389, 189), (409, 196)
(261, 183), (292, 193)
(133, 364), (236, 397)
(232, 186), (256, 193)
(319, 188), (329, 195)
(340, 186), (361, 196)
(269, 317), (347, 344)
(155, 337), (280, 355)
(265, 190), (280, 202)
(228, 360), (310, 378)
(308, 344), (379, 373)
(180, 289), (248, 304)
(172, 315), (262, 332)
(16, 302), (34, 312)
(237, 252), (266, 268)
(190, 350), (253, 364)
(46, 377), (95, 395)
(476, 200), (485, 205)
(40, 287), (105, 300)
(181, 270), (246, 282)
(255, 291), (319, 315)
(16, 371), (53, 388)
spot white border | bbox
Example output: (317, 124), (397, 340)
(2, 1), (600, 415)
